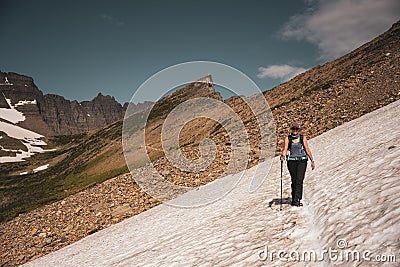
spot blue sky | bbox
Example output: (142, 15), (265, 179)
(1, 0), (399, 103)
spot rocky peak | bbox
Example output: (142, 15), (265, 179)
(82, 92), (121, 108)
(0, 71), (43, 102)
(0, 71), (34, 86)
(147, 74), (221, 121)
(165, 74), (219, 101)
(196, 74), (213, 85)
(93, 92), (115, 102)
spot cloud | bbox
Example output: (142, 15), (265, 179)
(279, 0), (400, 60)
(257, 65), (308, 81)
(100, 14), (124, 27)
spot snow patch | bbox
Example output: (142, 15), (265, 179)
(0, 98), (26, 123)
(0, 149), (33, 163)
(15, 100), (37, 107)
(33, 164), (49, 173)
(20, 171), (28, 175)
(0, 121), (43, 140)
(0, 121), (55, 163)
(0, 95), (52, 163)
(0, 77), (13, 86)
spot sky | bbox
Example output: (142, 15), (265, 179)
(1, 0), (399, 104)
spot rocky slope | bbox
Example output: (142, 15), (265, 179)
(0, 173), (159, 265)
(0, 20), (399, 267)
(259, 19), (399, 150)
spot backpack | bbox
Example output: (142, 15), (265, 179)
(288, 134), (305, 152)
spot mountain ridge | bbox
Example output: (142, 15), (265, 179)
(0, 72), (152, 136)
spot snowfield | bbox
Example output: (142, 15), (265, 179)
(0, 121), (43, 140)
(0, 98), (25, 123)
(0, 121), (53, 163)
(24, 100), (400, 266)
(0, 95), (54, 163)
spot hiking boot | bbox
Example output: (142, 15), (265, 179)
(291, 201), (303, 207)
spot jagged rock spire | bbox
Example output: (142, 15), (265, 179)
(196, 74), (213, 86)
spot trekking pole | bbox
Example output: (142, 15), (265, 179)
(280, 160), (283, 211)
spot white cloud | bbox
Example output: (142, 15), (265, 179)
(280, 0), (400, 59)
(257, 65), (308, 81)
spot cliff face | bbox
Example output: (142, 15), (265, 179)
(0, 72), (54, 135)
(0, 72), (126, 135)
(39, 93), (126, 135)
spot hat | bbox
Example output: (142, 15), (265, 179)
(291, 122), (300, 129)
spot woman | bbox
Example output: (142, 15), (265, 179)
(280, 122), (315, 207)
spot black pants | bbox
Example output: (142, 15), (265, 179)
(287, 160), (307, 203)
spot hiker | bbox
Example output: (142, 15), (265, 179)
(280, 122), (315, 207)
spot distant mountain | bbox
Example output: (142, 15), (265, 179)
(0, 72), (153, 163)
(123, 101), (153, 116)
(0, 72), (128, 136)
